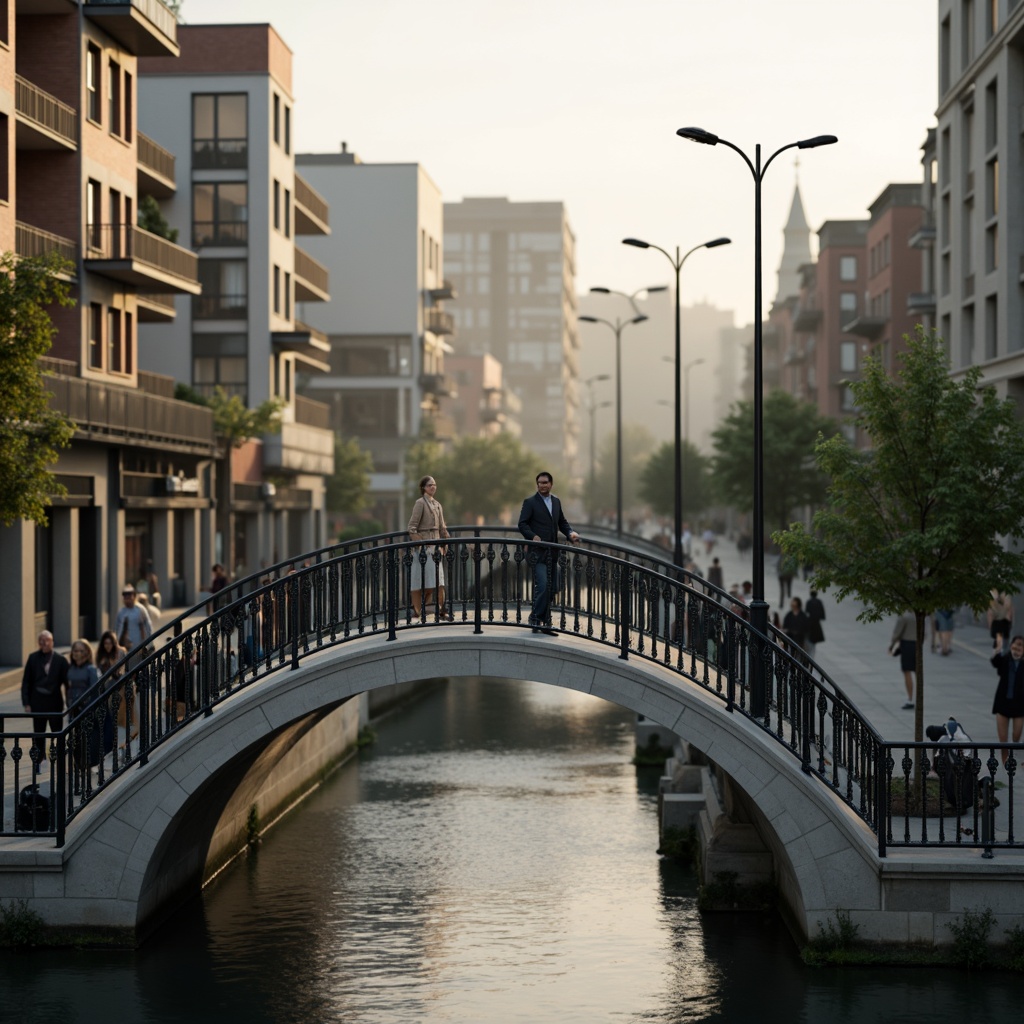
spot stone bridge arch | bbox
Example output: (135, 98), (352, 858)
(45, 630), (882, 942)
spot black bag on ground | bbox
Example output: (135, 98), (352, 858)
(926, 719), (977, 812)
(16, 782), (51, 832)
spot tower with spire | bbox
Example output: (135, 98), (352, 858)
(774, 177), (812, 307)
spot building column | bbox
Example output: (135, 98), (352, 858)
(181, 507), (202, 607)
(51, 507), (80, 646)
(0, 520), (36, 666)
(274, 511), (288, 568)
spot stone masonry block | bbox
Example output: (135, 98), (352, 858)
(884, 878), (950, 912)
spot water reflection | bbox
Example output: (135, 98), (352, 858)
(2, 677), (1019, 1023)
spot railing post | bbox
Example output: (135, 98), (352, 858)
(980, 776), (995, 858)
(138, 664), (149, 767)
(876, 741), (887, 858)
(386, 547), (398, 641)
(619, 562), (631, 660)
(801, 668), (813, 774)
(290, 572), (301, 669)
(55, 732), (66, 847)
(473, 531), (483, 634)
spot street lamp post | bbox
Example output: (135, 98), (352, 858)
(683, 357), (705, 530)
(676, 126), (837, 715)
(578, 314), (648, 537)
(584, 374), (611, 514)
(621, 236), (731, 569)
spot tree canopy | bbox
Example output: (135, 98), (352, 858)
(326, 435), (373, 515)
(775, 327), (1024, 743)
(711, 390), (838, 531)
(205, 386), (283, 447)
(638, 439), (709, 518)
(0, 251), (76, 526)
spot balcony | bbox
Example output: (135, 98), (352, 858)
(792, 305), (822, 332)
(16, 221), (77, 275)
(783, 346), (805, 366)
(15, 75), (77, 151)
(262, 420), (334, 476)
(85, 224), (200, 294)
(842, 315), (887, 341)
(419, 372), (457, 398)
(137, 293), (177, 322)
(425, 308), (454, 336)
(294, 246), (330, 302)
(137, 132), (176, 198)
(233, 482), (313, 511)
(43, 368), (216, 454)
(294, 394), (331, 431)
(293, 173), (329, 236)
(906, 292), (936, 316)
(272, 321), (330, 372)
(908, 221), (936, 249)
(428, 280), (458, 302)
(83, 0), (179, 58)
(193, 293), (248, 321)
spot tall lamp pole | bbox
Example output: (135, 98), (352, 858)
(676, 126), (836, 715)
(584, 374), (611, 514)
(578, 314), (648, 537)
(621, 236), (731, 569)
(683, 357), (705, 527)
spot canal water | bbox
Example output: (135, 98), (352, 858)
(2, 677), (1016, 1023)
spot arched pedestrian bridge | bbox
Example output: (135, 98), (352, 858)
(2, 530), (1020, 944)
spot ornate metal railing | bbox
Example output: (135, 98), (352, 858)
(1, 529), (1016, 858)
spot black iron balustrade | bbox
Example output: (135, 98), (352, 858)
(1, 528), (1020, 860)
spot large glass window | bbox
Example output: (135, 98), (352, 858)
(192, 94), (247, 169)
(108, 60), (121, 136)
(335, 389), (400, 437)
(192, 333), (248, 401)
(328, 335), (412, 376)
(86, 45), (101, 123)
(194, 259), (248, 319)
(192, 182), (248, 246)
(840, 341), (857, 372)
(839, 255), (857, 281)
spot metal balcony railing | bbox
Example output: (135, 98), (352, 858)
(87, 224), (198, 285)
(293, 173), (329, 228)
(87, 0), (177, 41)
(15, 75), (77, 147)
(137, 132), (175, 184)
(425, 308), (454, 335)
(16, 222), (78, 265)
(294, 246), (329, 296)
(294, 394), (331, 431)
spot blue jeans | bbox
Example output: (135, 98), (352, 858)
(530, 553), (561, 624)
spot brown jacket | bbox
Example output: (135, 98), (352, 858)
(408, 496), (449, 541)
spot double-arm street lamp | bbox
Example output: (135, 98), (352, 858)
(676, 126), (837, 714)
(589, 285), (668, 318)
(621, 236), (731, 569)
(578, 313), (648, 537)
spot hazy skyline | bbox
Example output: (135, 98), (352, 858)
(185, 0), (937, 324)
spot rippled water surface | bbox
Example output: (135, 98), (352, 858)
(2, 677), (1018, 1023)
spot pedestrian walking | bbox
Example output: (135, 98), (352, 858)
(707, 556), (724, 595)
(987, 589), (1015, 652)
(517, 471), (580, 635)
(935, 608), (955, 656)
(114, 584), (153, 668)
(21, 630), (69, 768)
(990, 635), (1024, 765)
(890, 611), (917, 710)
(66, 639), (100, 711)
(777, 552), (797, 608)
(805, 590), (826, 661)
(782, 597), (810, 654)
(407, 474), (450, 619)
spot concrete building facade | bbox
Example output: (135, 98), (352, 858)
(444, 197), (579, 477)
(294, 148), (454, 531)
(138, 24), (334, 577)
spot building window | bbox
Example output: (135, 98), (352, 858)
(987, 0), (998, 37)
(962, 0), (975, 69)
(327, 335), (412, 376)
(108, 60), (121, 137)
(986, 157), (999, 218)
(273, 179), (280, 230)
(839, 292), (857, 314)
(0, 113), (8, 203)
(86, 44), (101, 123)
(273, 93), (280, 146)
(125, 311), (134, 374)
(839, 255), (857, 281)
(840, 384), (856, 412)
(284, 106), (291, 155)
(273, 264), (280, 314)
(0, 0), (8, 46)
(192, 93), (247, 169)
(88, 303), (102, 369)
(334, 389), (401, 437)
(87, 179), (102, 250)
(985, 294), (998, 358)
(840, 341), (857, 372)
(192, 334), (248, 402)
(940, 15), (952, 94)
(192, 182), (248, 246)
(284, 271), (291, 320)
(284, 188), (291, 238)
(987, 223), (999, 273)
(124, 72), (133, 142)
(107, 308), (122, 373)
(985, 79), (998, 150)
(194, 259), (248, 319)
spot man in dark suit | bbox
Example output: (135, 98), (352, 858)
(21, 630), (69, 768)
(518, 471), (580, 634)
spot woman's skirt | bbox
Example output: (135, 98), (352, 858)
(410, 546), (446, 590)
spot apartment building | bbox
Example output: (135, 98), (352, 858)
(0, 0), (219, 665)
(293, 147), (454, 531)
(444, 197), (580, 478)
(138, 23), (334, 578)
(936, 1), (1024, 399)
(443, 354), (522, 440)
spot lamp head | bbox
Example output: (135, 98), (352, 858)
(797, 135), (838, 149)
(622, 238), (650, 249)
(588, 373), (611, 383)
(579, 315), (599, 323)
(589, 287), (611, 294)
(644, 285), (669, 294)
(631, 315), (649, 325)
(705, 237), (731, 249)
(676, 126), (719, 146)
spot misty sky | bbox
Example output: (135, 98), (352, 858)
(183, 0), (937, 324)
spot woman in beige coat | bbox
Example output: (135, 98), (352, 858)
(407, 475), (450, 617)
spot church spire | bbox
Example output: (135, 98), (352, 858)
(774, 182), (812, 305)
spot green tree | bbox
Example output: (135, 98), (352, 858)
(0, 251), (76, 526)
(206, 386), (283, 447)
(776, 328), (1024, 746)
(137, 195), (178, 243)
(326, 435), (373, 514)
(434, 432), (539, 524)
(638, 439), (709, 518)
(711, 390), (838, 532)
(583, 424), (655, 519)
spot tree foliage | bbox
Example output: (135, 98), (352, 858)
(137, 195), (178, 242)
(775, 328), (1024, 743)
(0, 251), (76, 526)
(638, 439), (709, 518)
(434, 433), (540, 524)
(326, 435), (373, 514)
(711, 390), (839, 531)
(206, 386), (283, 447)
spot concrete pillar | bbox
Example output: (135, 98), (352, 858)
(51, 507), (80, 646)
(151, 509), (173, 604)
(0, 520), (36, 665)
(200, 505), (214, 586)
(181, 507), (201, 606)
(274, 511), (288, 567)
